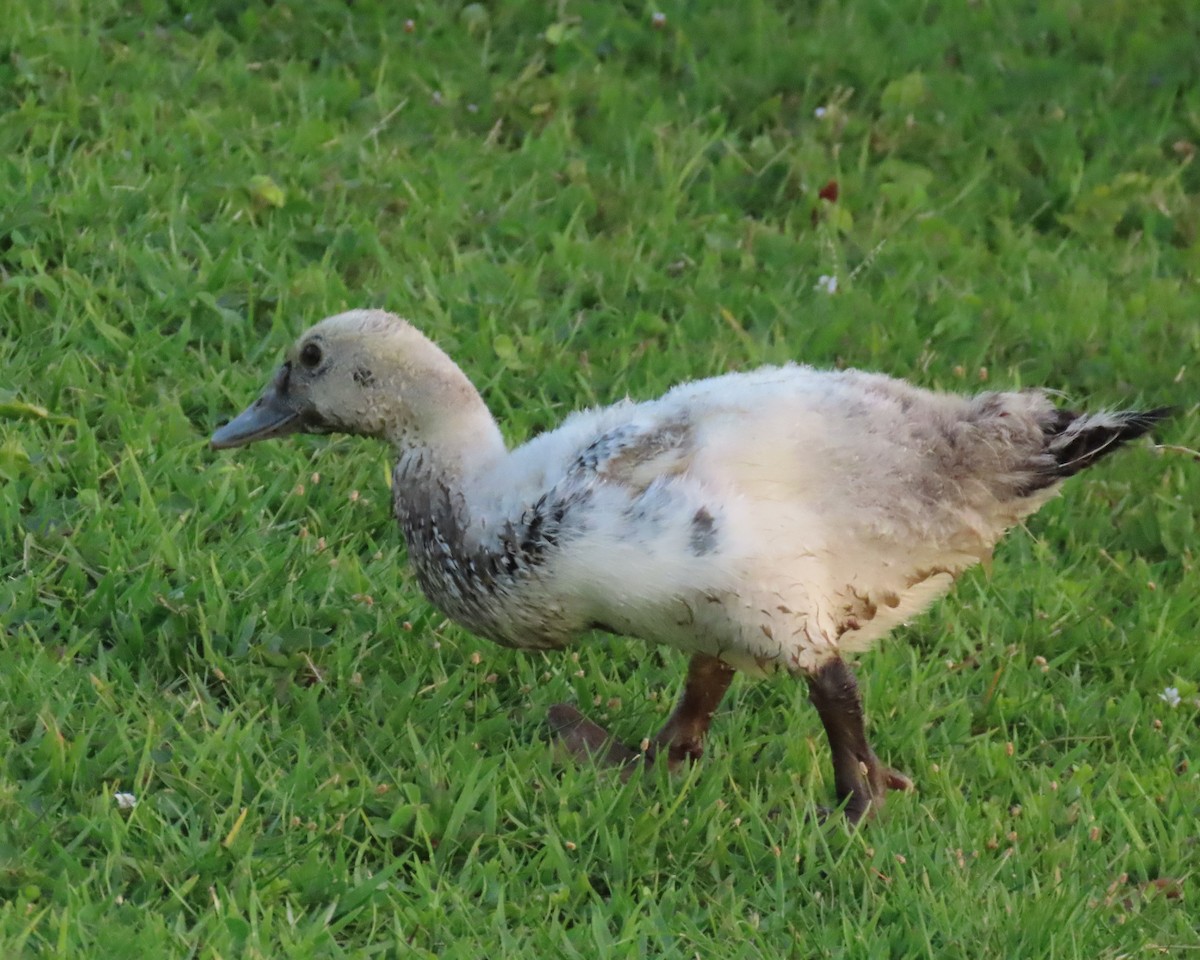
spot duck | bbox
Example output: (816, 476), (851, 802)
(211, 309), (1172, 822)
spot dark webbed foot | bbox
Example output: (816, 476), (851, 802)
(806, 658), (912, 824)
(547, 703), (641, 770)
(549, 653), (736, 777)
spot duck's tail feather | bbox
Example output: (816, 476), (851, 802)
(1034, 405), (1176, 487)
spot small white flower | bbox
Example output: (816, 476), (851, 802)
(1159, 686), (1181, 708)
(815, 274), (838, 295)
(114, 791), (138, 810)
(814, 106), (828, 119)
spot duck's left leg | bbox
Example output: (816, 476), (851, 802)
(647, 653), (735, 766)
(549, 653), (735, 774)
(805, 658), (913, 823)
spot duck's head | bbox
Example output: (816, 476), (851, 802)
(211, 309), (502, 460)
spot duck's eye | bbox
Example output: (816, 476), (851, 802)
(299, 342), (323, 369)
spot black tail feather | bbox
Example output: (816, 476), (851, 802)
(1046, 406), (1176, 480)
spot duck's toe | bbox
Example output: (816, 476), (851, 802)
(883, 767), (914, 792)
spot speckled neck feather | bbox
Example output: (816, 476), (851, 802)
(391, 444), (583, 650)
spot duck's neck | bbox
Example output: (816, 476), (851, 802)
(387, 381), (513, 596)
(392, 433), (547, 646)
(392, 416), (507, 487)
(382, 354), (508, 482)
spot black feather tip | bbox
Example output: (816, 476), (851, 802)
(1047, 405), (1176, 479)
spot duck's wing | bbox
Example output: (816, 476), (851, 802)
(571, 415), (698, 493)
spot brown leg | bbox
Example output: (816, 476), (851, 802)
(549, 653), (735, 774)
(648, 653), (735, 766)
(806, 658), (912, 824)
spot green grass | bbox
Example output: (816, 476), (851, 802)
(2, 0), (1199, 955)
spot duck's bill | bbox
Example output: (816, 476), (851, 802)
(210, 385), (304, 449)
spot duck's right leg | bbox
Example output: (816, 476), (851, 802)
(805, 658), (913, 823)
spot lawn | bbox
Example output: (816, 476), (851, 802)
(2, 0), (1199, 955)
